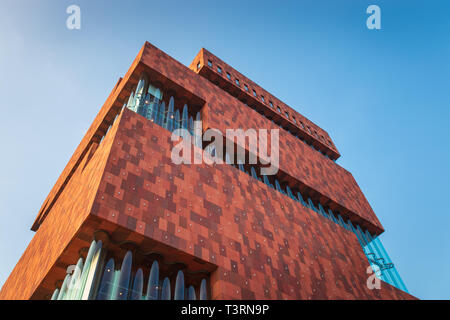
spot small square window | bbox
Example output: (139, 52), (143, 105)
(235, 79), (240, 86)
(217, 66), (222, 74)
(253, 89), (257, 97)
(226, 72), (231, 80)
(244, 84), (249, 91)
(269, 101), (274, 108)
(208, 60), (213, 67)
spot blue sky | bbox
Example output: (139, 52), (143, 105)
(0, 0), (448, 299)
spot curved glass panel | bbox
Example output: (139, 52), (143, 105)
(161, 277), (171, 300)
(166, 97), (175, 131)
(134, 77), (147, 114)
(76, 240), (97, 299)
(262, 174), (271, 186)
(146, 261), (159, 300)
(199, 279), (207, 300)
(67, 257), (84, 300)
(51, 288), (60, 300)
(157, 101), (166, 127)
(250, 167), (258, 179)
(286, 186), (296, 200)
(182, 104), (188, 129)
(174, 270), (185, 300)
(141, 93), (151, 118)
(174, 109), (181, 130)
(115, 251), (133, 300)
(188, 116), (194, 135)
(96, 258), (115, 300)
(81, 240), (103, 300)
(187, 286), (196, 300)
(275, 180), (282, 193)
(126, 92), (135, 111)
(296, 192), (306, 206)
(130, 268), (144, 300)
(149, 100), (159, 122)
(110, 270), (121, 300)
(57, 274), (71, 300)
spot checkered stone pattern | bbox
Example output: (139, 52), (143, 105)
(91, 108), (413, 300)
(139, 43), (383, 235)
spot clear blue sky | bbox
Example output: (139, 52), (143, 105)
(0, 0), (448, 299)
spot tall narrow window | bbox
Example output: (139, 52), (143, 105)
(253, 89), (257, 97)
(285, 111), (289, 118)
(244, 84), (249, 91)
(226, 72), (231, 80)
(277, 106), (281, 113)
(269, 101), (274, 108)
(261, 96), (265, 103)
(235, 79), (240, 86)
(196, 62), (201, 70)
(217, 66), (222, 74)
(208, 60), (212, 67)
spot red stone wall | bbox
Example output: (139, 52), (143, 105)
(90, 108), (412, 299)
(139, 43), (382, 234)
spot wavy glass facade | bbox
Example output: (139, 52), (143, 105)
(0, 42), (415, 300)
(51, 240), (208, 300)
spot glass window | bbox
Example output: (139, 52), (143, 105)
(292, 117), (296, 124)
(208, 60), (212, 67)
(244, 84), (249, 91)
(261, 96), (265, 103)
(253, 89), (257, 97)
(285, 111), (289, 118)
(217, 66), (222, 74)
(277, 106), (281, 113)
(269, 101), (274, 108)
(226, 72), (231, 80)
(235, 79), (240, 86)
(197, 62), (201, 70)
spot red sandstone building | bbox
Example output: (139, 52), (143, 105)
(0, 42), (414, 300)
